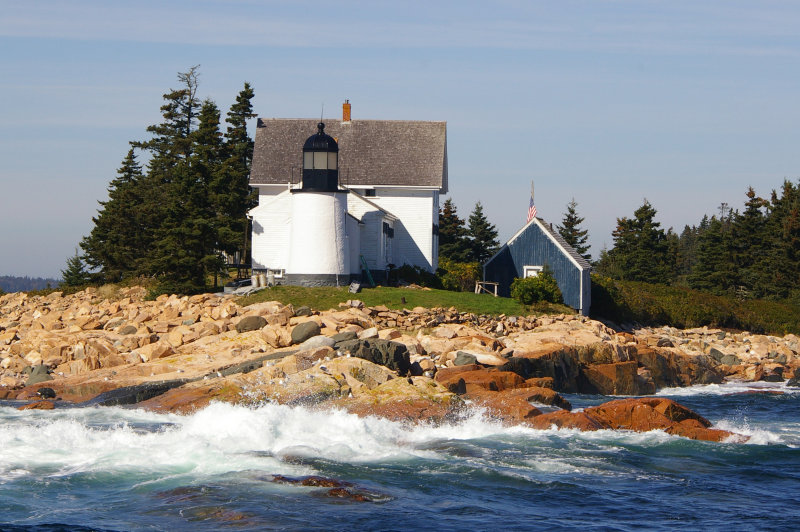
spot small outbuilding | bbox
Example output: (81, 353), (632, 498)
(483, 217), (592, 315)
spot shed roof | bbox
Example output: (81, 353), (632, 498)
(486, 217), (592, 271)
(250, 118), (448, 193)
(537, 219), (593, 270)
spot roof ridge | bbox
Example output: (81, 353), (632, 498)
(538, 220), (592, 269)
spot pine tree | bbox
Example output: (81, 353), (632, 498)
(438, 198), (471, 262)
(688, 214), (739, 294)
(80, 149), (145, 282)
(137, 65), (201, 161)
(557, 198), (591, 261)
(760, 180), (800, 299)
(61, 249), (89, 287)
(467, 201), (500, 263)
(80, 67), (257, 294)
(674, 224), (699, 282)
(734, 187), (769, 297)
(213, 82), (256, 262)
(149, 99), (222, 292)
(135, 67), (212, 291)
(597, 199), (672, 283)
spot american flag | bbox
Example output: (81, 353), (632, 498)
(527, 195), (537, 223)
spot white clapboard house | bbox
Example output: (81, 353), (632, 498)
(248, 101), (448, 286)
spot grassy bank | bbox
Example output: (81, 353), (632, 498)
(591, 275), (800, 335)
(238, 285), (573, 316)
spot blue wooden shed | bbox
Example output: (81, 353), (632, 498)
(483, 217), (592, 315)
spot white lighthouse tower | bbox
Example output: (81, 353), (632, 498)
(285, 122), (350, 286)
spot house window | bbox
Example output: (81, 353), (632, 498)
(365, 189), (376, 197)
(523, 265), (543, 278)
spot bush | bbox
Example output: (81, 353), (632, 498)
(389, 264), (443, 289)
(510, 268), (563, 305)
(590, 274), (800, 334)
(437, 258), (481, 292)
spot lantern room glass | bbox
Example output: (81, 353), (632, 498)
(304, 151), (338, 170)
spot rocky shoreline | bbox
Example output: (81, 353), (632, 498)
(2, 286), (798, 443)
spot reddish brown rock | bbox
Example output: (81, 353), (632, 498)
(523, 377), (554, 389)
(272, 475), (350, 488)
(634, 346), (723, 389)
(341, 398), (455, 424)
(616, 332), (636, 343)
(137, 382), (244, 414)
(666, 420), (739, 442)
(466, 389), (543, 423)
(585, 397), (711, 431)
(464, 385), (571, 424)
(581, 361), (638, 395)
(527, 397), (742, 442)
(529, 410), (604, 431)
(18, 400), (55, 410)
(435, 365), (524, 393)
(14, 380), (119, 403)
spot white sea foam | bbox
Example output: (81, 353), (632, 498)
(0, 402), (514, 482)
(1, 395), (790, 484)
(656, 380), (799, 397)
(713, 418), (798, 446)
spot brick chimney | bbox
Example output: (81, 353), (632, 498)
(342, 99), (351, 123)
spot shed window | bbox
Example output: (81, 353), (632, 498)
(523, 265), (543, 278)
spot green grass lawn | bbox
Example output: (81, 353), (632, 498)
(238, 285), (573, 317)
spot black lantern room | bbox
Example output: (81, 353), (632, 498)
(298, 122), (339, 192)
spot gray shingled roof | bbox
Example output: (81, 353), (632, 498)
(538, 219), (593, 270)
(250, 119), (447, 193)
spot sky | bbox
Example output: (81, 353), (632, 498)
(1, 0), (799, 278)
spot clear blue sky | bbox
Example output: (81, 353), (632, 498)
(1, 1), (798, 278)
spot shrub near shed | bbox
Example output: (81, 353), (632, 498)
(510, 267), (563, 305)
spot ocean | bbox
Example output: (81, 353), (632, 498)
(1, 381), (798, 531)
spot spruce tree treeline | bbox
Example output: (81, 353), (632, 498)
(438, 199), (499, 264)
(596, 180), (800, 302)
(557, 198), (591, 261)
(80, 67), (255, 293)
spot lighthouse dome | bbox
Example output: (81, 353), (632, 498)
(300, 122), (340, 192)
(303, 122), (338, 152)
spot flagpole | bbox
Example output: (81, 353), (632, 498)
(527, 180), (537, 223)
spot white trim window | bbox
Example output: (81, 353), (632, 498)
(523, 265), (543, 278)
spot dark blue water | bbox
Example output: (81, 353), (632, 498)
(1, 381), (798, 531)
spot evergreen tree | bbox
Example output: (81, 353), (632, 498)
(760, 180), (800, 299)
(557, 198), (591, 261)
(596, 199), (672, 283)
(80, 66), (257, 294)
(467, 201), (500, 263)
(61, 249), (90, 286)
(147, 98), (221, 291)
(80, 149), (145, 282)
(213, 82), (256, 262)
(438, 198), (471, 262)
(675, 224), (699, 281)
(734, 187), (769, 296)
(137, 65), (201, 161)
(132, 66), (203, 286)
(688, 214), (739, 294)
